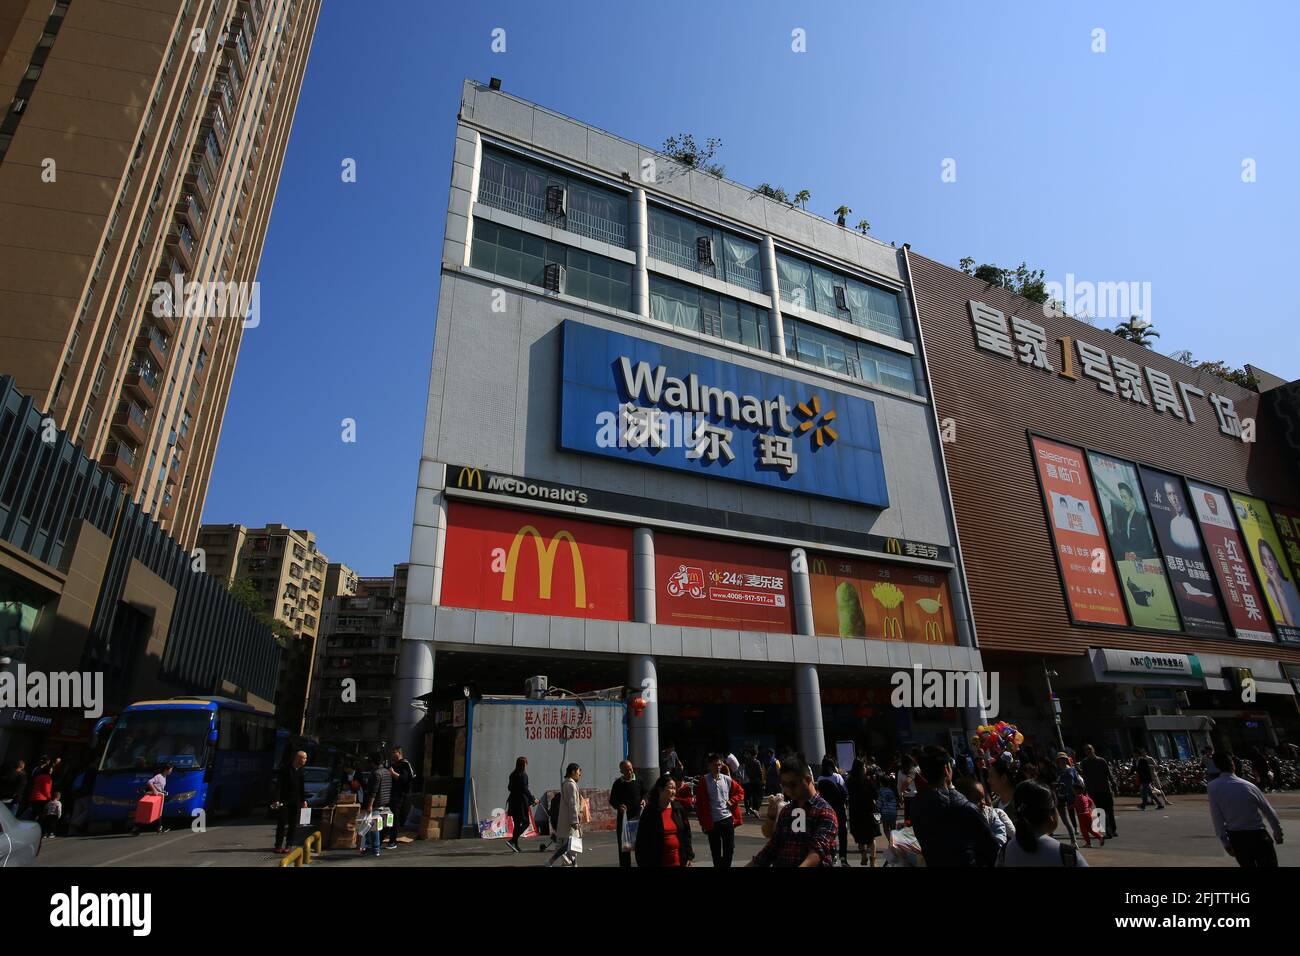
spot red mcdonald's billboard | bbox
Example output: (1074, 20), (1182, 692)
(655, 533), (794, 633)
(440, 502), (632, 621)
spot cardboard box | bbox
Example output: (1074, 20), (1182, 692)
(336, 791), (358, 806)
(422, 794), (448, 819)
(419, 820), (442, 841)
(324, 805), (360, 850)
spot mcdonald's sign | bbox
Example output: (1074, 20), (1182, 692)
(455, 466), (484, 490)
(440, 502), (631, 621)
(807, 552), (956, 646)
(884, 537), (902, 555)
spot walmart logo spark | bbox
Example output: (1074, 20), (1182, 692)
(796, 396), (838, 448)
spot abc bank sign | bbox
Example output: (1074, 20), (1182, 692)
(558, 320), (890, 509)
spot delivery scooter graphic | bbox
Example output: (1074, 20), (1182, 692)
(666, 564), (707, 598)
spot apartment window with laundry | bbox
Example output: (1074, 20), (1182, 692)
(470, 218), (631, 311)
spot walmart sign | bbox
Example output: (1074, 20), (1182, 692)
(558, 321), (890, 508)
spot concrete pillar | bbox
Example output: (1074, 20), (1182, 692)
(392, 637), (435, 762)
(631, 187), (650, 318)
(628, 654), (659, 783)
(762, 235), (787, 356)
(629, 527), (658, 779)
(789, 548), (824, 761)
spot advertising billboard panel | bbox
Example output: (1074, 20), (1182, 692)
(809, 554), (955, 644)
(1136, 466), (1229, 638)
(1230, 493), (1300, 645)
(440, 501), (632, 621)
(655, 533), (794, 633)
(1271, 504), (1300, 584)
(1087, 452), (1181, 631)
(1185, 481), (1275, 643)
(1030, 437), (1127, 626)
(559, 319), (889, 508)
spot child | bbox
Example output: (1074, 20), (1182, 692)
(42, 790), (63, 838)
(1073, 790), (1102, 847)
(877, 776), (899, 835)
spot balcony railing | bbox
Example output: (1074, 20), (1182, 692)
(144, 323), (169, 359)
(648, 234), (763, 292)
(127, 358), (159, 390)
(477, 179), (628, 248)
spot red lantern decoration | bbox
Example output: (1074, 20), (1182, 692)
(631, 697), (647, 717)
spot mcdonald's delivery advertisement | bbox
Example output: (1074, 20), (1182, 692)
(558, 319), (890, 508)
(654, 532), (794, 633)
(439, 501), (632, 620)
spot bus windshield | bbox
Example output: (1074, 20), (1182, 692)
(100, 710), (212, 772)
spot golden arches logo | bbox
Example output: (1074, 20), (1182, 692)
(811, 558), (828, 576)
(925, 621), (945, 643)
(456, 467), (483, 490)
(502, 525), (587, 608)
(882, 615), (903, 640)
(885, 538), (902, 555)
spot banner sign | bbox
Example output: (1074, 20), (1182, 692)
(1087, 452), (1181, 631)
(1229, 493), (1300, 645)
(808, 554), (955, 644)
(1136, 466), (1229, 638)
(1185, 481), (1275, 643)
(440, 502), (632, 621)
(558, 319), (889, 508)
(1030, 437), (1127, 626)
(1271, 504), (1300, 586)
(655, 533), (794, 633)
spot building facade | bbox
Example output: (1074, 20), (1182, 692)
(196, 522), (352, 730)
(0, 0), (321, 547)
(0, 376), (281, 766)
(397, 81), (983, 787)
(307, 565), (407, 754)
(906, 252), (1300, 756)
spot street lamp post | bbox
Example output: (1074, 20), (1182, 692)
(1042, 659), (1067, 754)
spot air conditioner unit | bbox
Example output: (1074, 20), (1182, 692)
(545, 184), (567, 216)
(543, 262), (565, 293)
(833, 286), (849, 311)
(525, 676), (549, 699)
(696, 235), (713, 265)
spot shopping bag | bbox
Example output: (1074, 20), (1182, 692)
(355, 813), (373, 838)
(619, 817), (639, 853)
(568, 832), (584, 855)
(580, 796), (591, 824)
(383, 809), (395, 829)
(299, 806), (312, 826)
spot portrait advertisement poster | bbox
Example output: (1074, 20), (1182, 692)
(654, 533), (794, 633)
(809, 554), (956, 644)
(1229, 493), (1300, 645)
(1087, 452), (1181, 631)
(1185, 481), (1275, 643)
(1030, 437), (1127, 626)
(1271, 504), (1300, 583)
(440, 501), (632, 621)
(1136, 466), (1230, 638)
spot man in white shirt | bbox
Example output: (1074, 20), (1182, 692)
(1207, 753), (1283, 867)
(698, 753), (740, 867)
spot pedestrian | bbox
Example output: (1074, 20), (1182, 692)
(762, 748), (781, 796)
(1202, 746), (1220, 784)
(132, 763), (172, 834)
(546, 763), (583, 867)
(1208, 752), (1284, 867)
(954, 775), (1013, 847)
(986, 753), (1019, 813)
(897, 753), (919, 822)
(747, 758), (838, 867)
(361, 752), (391, 857)
(742, 750), (764, 817)
(877, 775), (899, 835)
(41, 790), (63, 838)
(1, 759), (27, 814)
(506, 756), (536, 853)
(386, 746), (414, 848)
(695, 752), (744, 867)
(909, 746), (999, 867)
(273, 750), (308, 854)
(998, 780), (1088, 867)
(22, 755), (52, 820)
(847, 756), (881, 866)
(633, 774), (694, 867)
(1051, 752), (1084, 847)
(610, 759), (645, 868)
(1134, 748), (1166, 809)
(660, 743), (683, 780)
(816, 755), (850, 865)
(1079, 744), (1117, 839)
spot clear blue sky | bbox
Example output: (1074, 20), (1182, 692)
(201, 0), (1300, 575)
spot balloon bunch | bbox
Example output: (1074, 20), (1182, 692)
(971, 721), (1024, 756)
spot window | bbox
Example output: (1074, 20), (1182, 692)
(776, 252), (904, 339)
(648, 206), (762, 292)
(477, 148), (629, 247)
(648, 274), (771, 351)
(783, 318), (917, 393)
(470, 219), (631, 311)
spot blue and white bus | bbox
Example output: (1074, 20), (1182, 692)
(89, 697), (276, 826)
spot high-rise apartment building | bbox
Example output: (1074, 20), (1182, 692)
(196, 521), (352, 730)
(0, 0), (321, 548)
